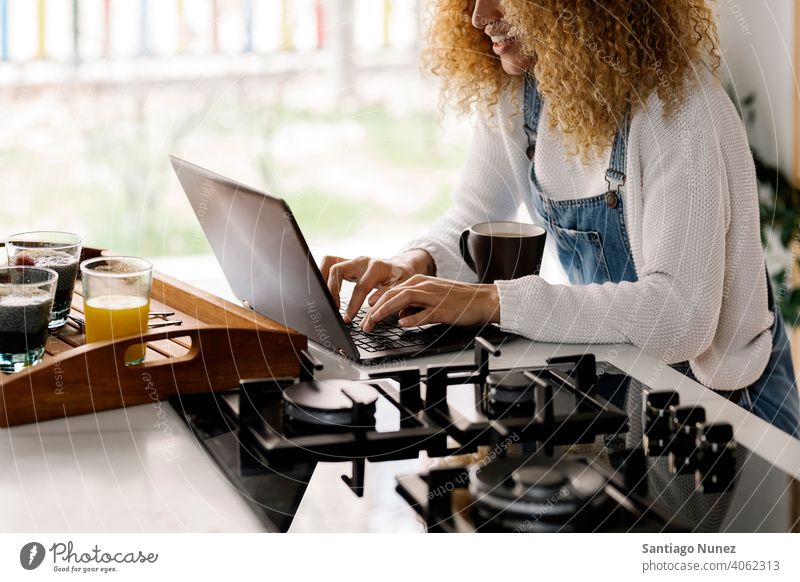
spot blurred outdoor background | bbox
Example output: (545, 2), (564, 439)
(0, 0), (797, 314)
(0, 0), (467, 297)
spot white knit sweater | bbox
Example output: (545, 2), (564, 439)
(402, 69), (774, 391)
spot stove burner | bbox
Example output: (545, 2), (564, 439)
(469, 457), (609, 532)
(282, 380), (378, 432)
(174, 339), (745, 533)
(483, 371), (536, 419)
(416, 348), (629, 452)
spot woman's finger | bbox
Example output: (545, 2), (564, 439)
(397, 306), (423, 320)
(363, 284), (403, 323)
(364, 279), (437, 324)
(367, 286), (389, 306)
(327, 258), (366, 308)
(344, 262), (389, 323)
(320, 255), (346, 282)
(364, 289), (436, 330)
(366, 276), (416, 307)
(398, 307), (438, 327)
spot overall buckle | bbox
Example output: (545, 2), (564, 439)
(605, 174), (625, 209)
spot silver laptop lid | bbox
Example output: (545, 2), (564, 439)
(169, 156), (359, 359)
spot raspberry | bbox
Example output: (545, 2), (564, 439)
(14, 254), (36, 267)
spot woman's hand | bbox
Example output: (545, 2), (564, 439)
(361, 275), (501, 332)
(320, 249), (435, 323)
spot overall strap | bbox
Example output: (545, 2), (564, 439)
(524, 74), (632, 209)
(522, 74), (543, 160)
(604, 112), (631, 209)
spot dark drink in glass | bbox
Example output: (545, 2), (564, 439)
(6, 232), (82, 330)
(0, 267), (58, 373)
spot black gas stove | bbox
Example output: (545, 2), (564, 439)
(170, 337), (745, 533)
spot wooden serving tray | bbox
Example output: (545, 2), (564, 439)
(0, 248), (306, 427)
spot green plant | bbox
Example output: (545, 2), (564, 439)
(734, 92), (800, 326)
(754, 151), (800, 326)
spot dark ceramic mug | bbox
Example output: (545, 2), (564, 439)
(459, 221), (546, 283)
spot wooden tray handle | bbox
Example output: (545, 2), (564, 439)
(79, 326), (204, 369)
(0, 325), (302, 427)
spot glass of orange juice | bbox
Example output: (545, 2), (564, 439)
(80, 256), (153, 365)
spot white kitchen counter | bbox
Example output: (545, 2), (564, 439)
(1, 335), (798, 532)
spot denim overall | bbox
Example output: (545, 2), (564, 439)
(522, 75), (800, 438)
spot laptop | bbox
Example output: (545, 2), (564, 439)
(169, 156), (508, 362)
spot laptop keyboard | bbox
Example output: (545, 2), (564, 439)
(342, 306), (430, 353)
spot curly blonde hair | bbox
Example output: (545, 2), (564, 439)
(422, 0), (720, 156)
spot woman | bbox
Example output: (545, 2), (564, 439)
(321, 0), (800, 437)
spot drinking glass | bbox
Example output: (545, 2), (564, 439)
(0, 266), (58, 372)
(6, 231), (83, 329)
(80, 256), (153, 366)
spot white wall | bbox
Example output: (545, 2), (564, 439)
(718, 0), (795, 174)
